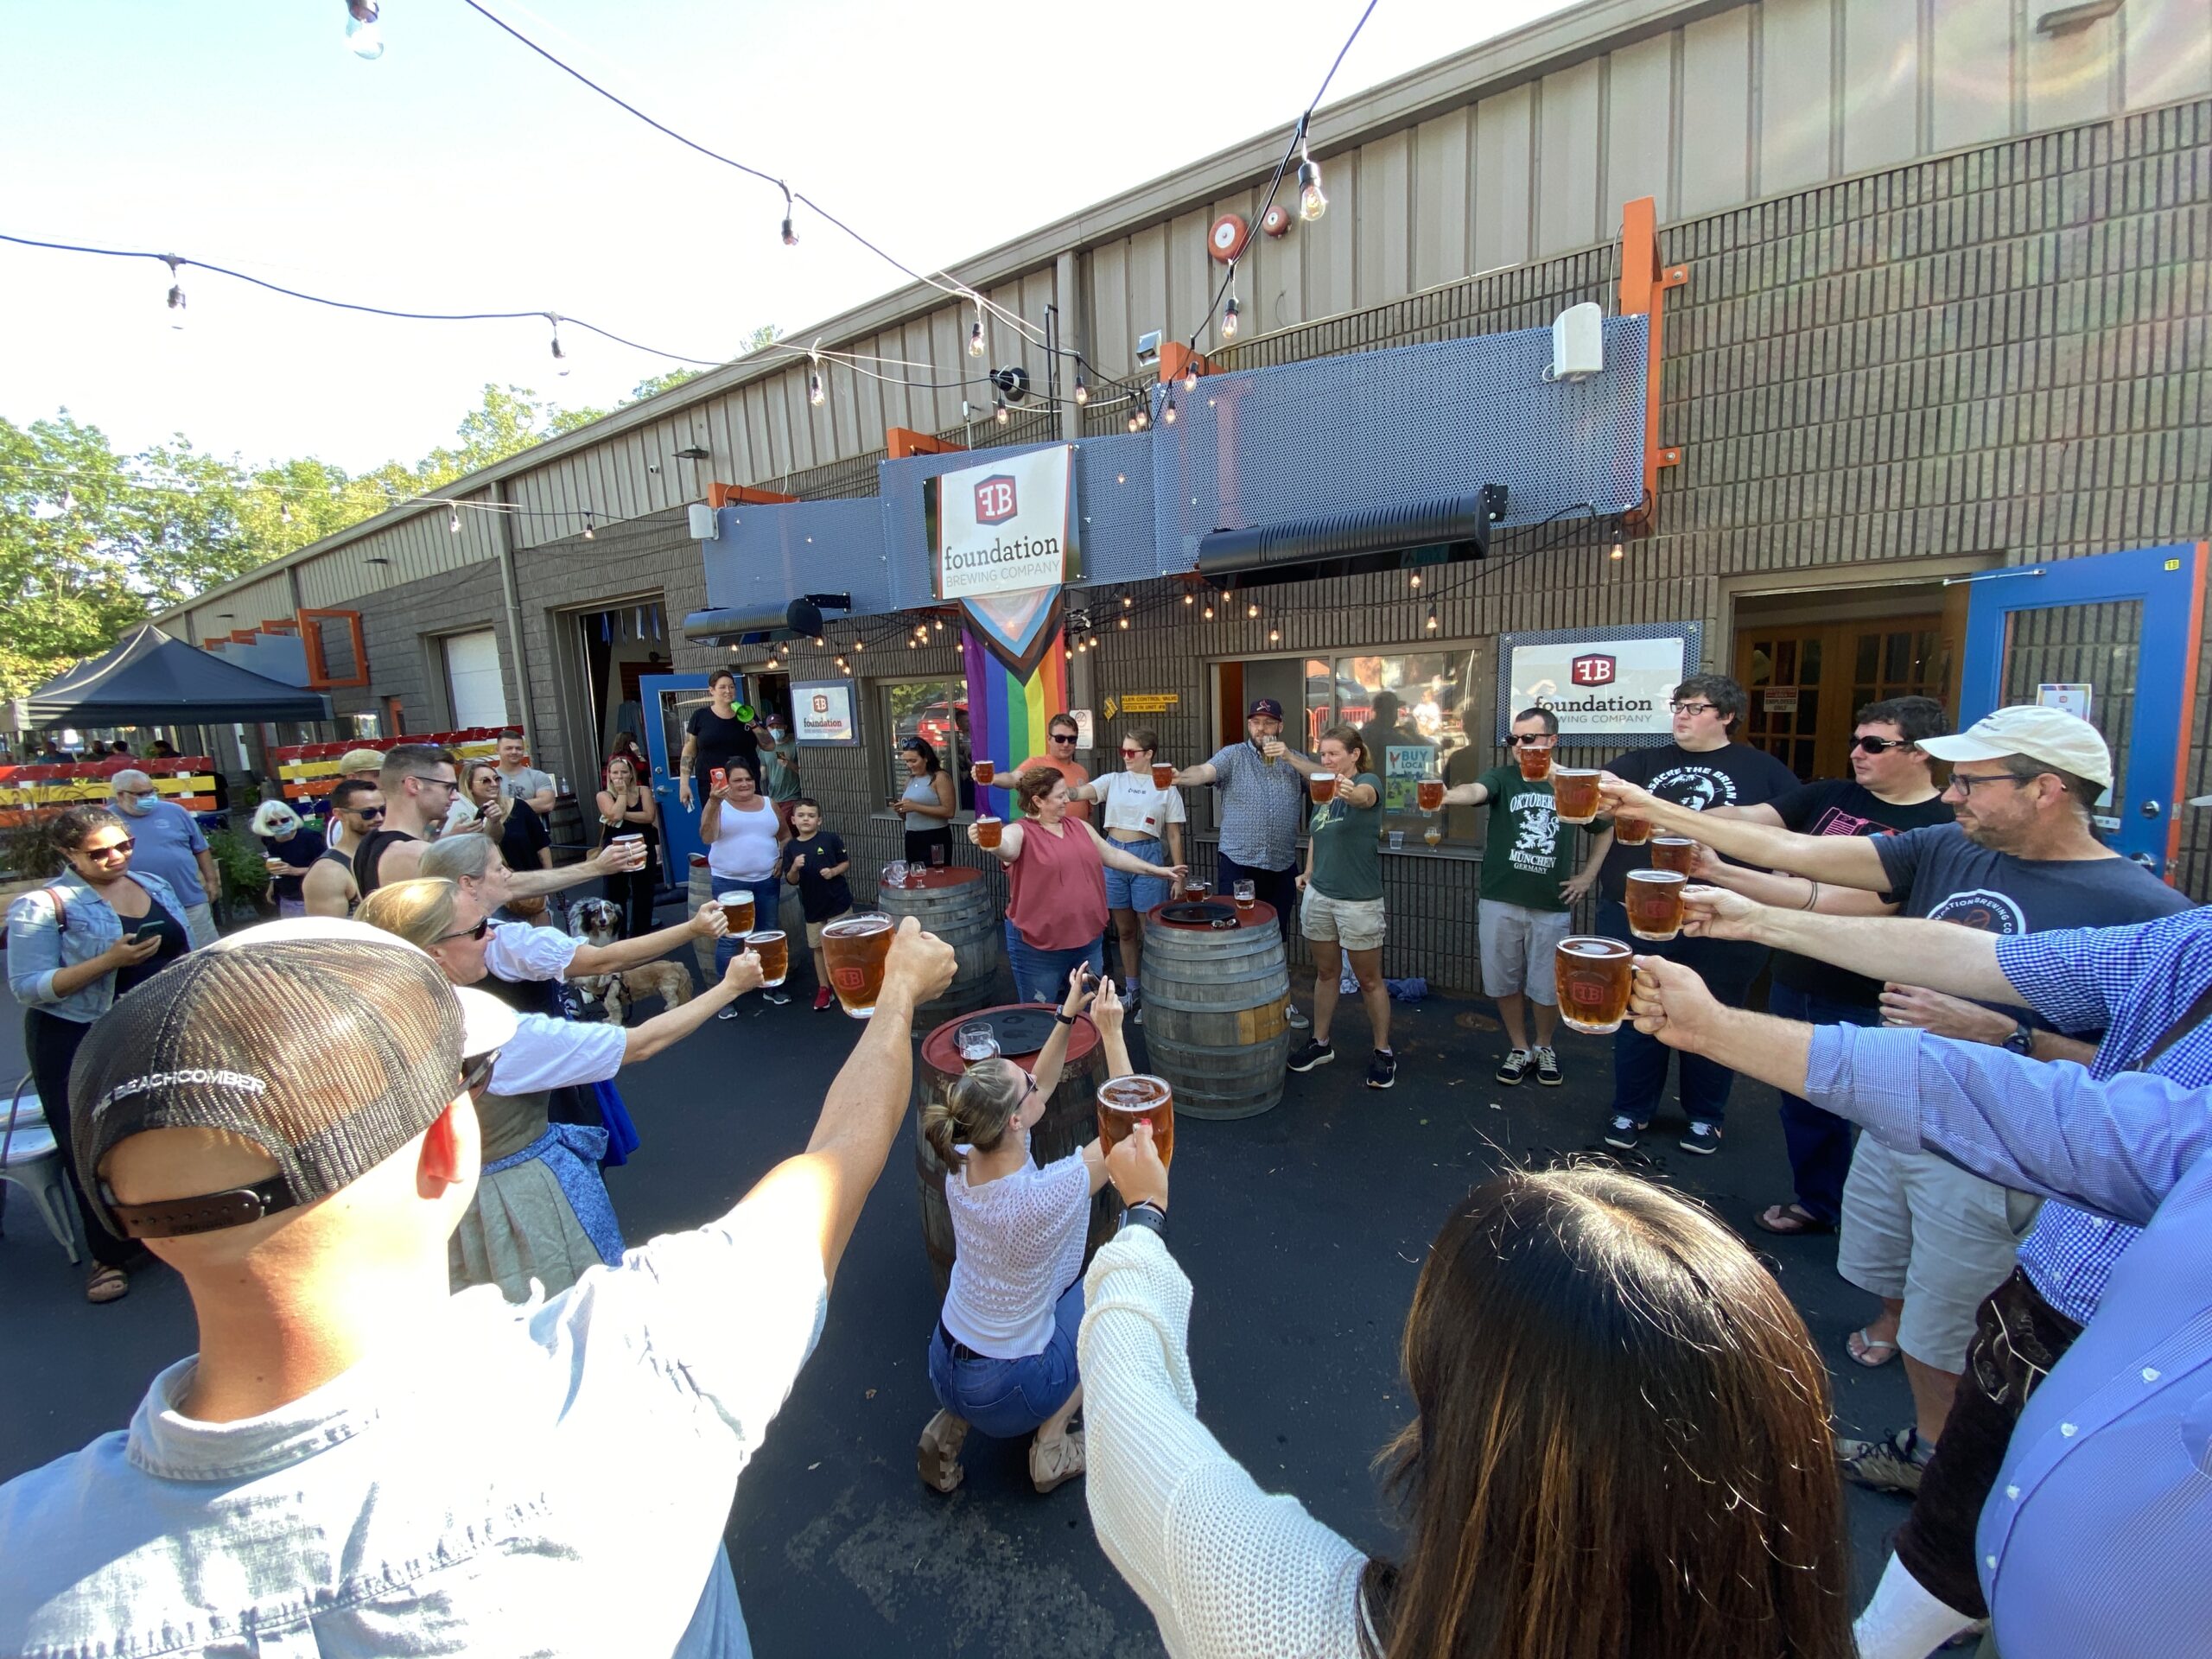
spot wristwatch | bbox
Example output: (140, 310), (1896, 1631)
(1053, 1011), (1077, 1027)
(2003, 1020), (2037, 1056)
(1120, 1200), (1167, 1240)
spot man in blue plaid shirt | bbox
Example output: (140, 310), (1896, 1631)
(1675, 889), (2212, 1657)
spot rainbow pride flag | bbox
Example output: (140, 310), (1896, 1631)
(963, 626), (1069, 813)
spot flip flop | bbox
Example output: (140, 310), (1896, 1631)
(1847, 1326), (1901, 1369)
(85, 1264), (130, 1305)
(1754, 1203), (1836, 1236)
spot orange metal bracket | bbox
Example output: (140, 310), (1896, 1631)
(1618, 195), (1688, 531)
(706, 482), (799, 509)
(885, 427), (967, 460)
(1157, 343), (1218, 385)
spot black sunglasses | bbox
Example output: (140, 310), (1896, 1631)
(1049, 732), (1077, 743)
(436, 916), (492, 944)
(347, 804), (387, 819)
(74, 836), (137, 860)
(1852, 735), (1916, 754)
(1510, 735), (1554, 747)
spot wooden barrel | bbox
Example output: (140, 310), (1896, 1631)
(880, 866), (1001, 1020)
(686, 855), (715, 978)
(913, 1006), (1122, 1300)
(1141, 900), (1290, 1120)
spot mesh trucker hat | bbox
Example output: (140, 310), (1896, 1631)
(336, 747), (388, 775)
(69, 918), (517, 1241)
(1917, 706), (2113, 791)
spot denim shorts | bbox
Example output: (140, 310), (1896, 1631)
(1102, 836), (1173, 915)
(926, 1279), (1084, 1440)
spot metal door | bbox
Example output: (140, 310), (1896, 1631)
(1958, 543), (2207, 875)
(641, 673), (715, 872)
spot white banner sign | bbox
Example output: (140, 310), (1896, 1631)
(933, 445), (1078, 601)
(1507, 636), (1688, 738)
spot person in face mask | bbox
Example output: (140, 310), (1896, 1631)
(109, 770), (220, 948)
(756, 717), (803, 836)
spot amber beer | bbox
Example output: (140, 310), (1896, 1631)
(1624, 869), (1688, 942)
(820, 914), (893, 1019)
(971, 760), (995, 786)
(974, 815), (1003, 849)
(1555, 937), (1635, 1034)
(1309, 771), (1338, 804)
(1613, 812), (1651, 845)
(1183, 880), (1210, 901)
(716, 890), (755, 936)
(1416, 779), (1445, 811)
(1552, 768), (1602, 823)
(747, 929), (790, 987)
(1096, 1073), (1176, 1168)
(1516, 743), (1553, 781)
(1234, 879), (1255, 913)
(1151, 762), (1175, 790)
(1650, 836), (1699, 874)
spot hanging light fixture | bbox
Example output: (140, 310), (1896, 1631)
(1183, 591), (1194, 606)
(583, 512), (595, 541)
(995, 393), (1010, 425)
(967, 303), (987, 358)
(1221, 292), (1241, 340)
(1246, 601), (1260, 619)
(1202, 601), (1215, 620)
(1610, 533), (1625, 561)
(1268, 626), (1281, 644)
(448, 506), (461, 534)
(547, 314), (569, 376)
(1073, 374), (1089, 406)
(1117, 615), (1130, 630)
(1409, 572), (1421, 588)
(162, 256), (186, 327)
(1297, 141), (1327, 222)
(343, 0), (385, 60)
(779, 184), (798, 246)
(1181, 362), (1198, 394)
(1425, 606), (1440, 632)
(1161, 394), (1177, 425)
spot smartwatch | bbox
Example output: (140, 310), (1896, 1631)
(1053, 1011), (1077, 1027)
(2003, 1020), (2037, 1057)
(1120, 1201), (1167, 1240)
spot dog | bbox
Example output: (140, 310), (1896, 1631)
(567, 899), (694, 1024)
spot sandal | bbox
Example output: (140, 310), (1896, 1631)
(85, 1264), (130, 1305)
(917, 1409), (969, 1493)
(1028, 1427), (1086, 1493)
(1846, 1326), (1901, 1369)
(1754, 1203), (1835, 1236)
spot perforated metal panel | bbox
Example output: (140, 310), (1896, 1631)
(702, 499), (893, 616)
(1152, 317), (1648, 573)
(1071, 435), (1158, 588)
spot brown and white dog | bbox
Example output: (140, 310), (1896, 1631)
(568, 898), (694, 1024)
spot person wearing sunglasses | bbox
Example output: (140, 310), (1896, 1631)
(319, 747), (391, 861)
(917, 967), (1138, 1497)
(1065, 728), (1185, 1018)
(1014, 712), (1093, 823)
(359, 877), (765, 1303)
(302, 779), (385, 919)
(6, 804), (195, 1303)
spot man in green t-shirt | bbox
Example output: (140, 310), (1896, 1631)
(1441, 707), (1605, 1086)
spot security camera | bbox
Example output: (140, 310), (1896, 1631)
(1135, 330), (1163, 369)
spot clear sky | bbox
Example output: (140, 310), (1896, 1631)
(1, 0), (1575, 474)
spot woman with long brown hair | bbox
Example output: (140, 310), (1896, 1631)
(594, 749), (660, 938)
(1080, 1152), (1853, 1659)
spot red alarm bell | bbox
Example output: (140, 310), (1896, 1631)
(1208, 213), (1250, 264)
(1260, 202), (1293, 238)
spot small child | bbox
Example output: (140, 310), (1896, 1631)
(780, 797), (855, 1011)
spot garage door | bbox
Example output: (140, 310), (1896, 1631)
(442, 630), (508, 728)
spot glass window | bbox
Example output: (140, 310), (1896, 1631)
(880, 677), (969, 807)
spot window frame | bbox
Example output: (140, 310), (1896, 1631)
(874, 673), (972, 820)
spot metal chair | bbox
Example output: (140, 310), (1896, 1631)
(1, 1075), (82, 1264)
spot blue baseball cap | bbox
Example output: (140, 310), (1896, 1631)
(1248, 698), (1283, 719)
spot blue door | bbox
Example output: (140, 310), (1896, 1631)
(1959, 542), (2206, 876)
(642, 673), (715, 874)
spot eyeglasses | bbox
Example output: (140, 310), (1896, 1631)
(1669, 701), (1720, 717)
(461, 1050), (502, 1096)
(75, 837), (135, 860)
(1945, 771), (2035, 796)
(346, 804), (386, 820)
(435, 916), (492, 944)
(1853, 735), (1916, 755)
(1510, 734), (1554, 747)
(421, 776), (459, 792)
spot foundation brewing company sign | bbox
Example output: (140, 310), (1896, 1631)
(931, 445), (1081, 601)
(1496, 623), (1703, 745)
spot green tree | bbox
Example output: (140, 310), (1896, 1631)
(0, 413), (147, 699)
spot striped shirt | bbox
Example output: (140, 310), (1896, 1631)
(1994, 907), (2212, 1323)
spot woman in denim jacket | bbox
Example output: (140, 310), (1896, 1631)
(7, 805), (194, 1303)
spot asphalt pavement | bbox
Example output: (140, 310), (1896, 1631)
(0, 924), (1916, 1656)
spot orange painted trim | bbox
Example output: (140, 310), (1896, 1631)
(2168, 540), (2209, 880)
(705, 482), (800, 509)
(1157, 343), (1218, 385)
(296, 607), (371, 690)
(202, 638), (226, 651)
(1617, 196), (1688, 533)
(260, 618), (297, 632)
(229, 629), (258, 644)
(885, 427), (966, 461)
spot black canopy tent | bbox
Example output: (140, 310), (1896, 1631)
(22, 624), (332, 727)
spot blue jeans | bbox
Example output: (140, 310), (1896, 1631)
(1767, 981), (1878, 1223)
(1602, 899), (1768, 1126)
(711, 874), (783, 973)
(1004, 924), (1104, 1003)
(927, 1280), (1084, 1439)
(1103, 836), (1174, 916)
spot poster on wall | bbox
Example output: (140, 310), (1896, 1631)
(931, 445), (1082, 604)
(1383, 743), (1438, 812)
(791, 679), (858, 747)
(1496, 623), (1702, 745)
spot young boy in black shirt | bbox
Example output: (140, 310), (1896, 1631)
(779, 798), (855, 1011)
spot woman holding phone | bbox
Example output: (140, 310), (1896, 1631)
(5, 804), (195, 1303)
(894, 736), (959, 868)
(918, 968), (1135, 1496)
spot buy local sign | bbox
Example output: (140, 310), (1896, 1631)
(1502, 629), (1694, 740)
(931, 445), (1080, 601)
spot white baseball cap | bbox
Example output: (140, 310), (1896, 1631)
(1917, 706), (2113, 790)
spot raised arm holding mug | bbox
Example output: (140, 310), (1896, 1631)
(1068, 727), (1185, 1016)
(1287, 726), (1395, 1090)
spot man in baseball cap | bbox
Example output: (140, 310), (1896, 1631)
(1914, 704), (2114, 791)
(0, 913), (957, 1656)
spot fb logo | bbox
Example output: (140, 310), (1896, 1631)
(974, 475), (1018, 525)
(1570, 654), (1617, 687)
(810, 694), (829, 714)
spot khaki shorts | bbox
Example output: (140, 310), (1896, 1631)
(804, 910), (853, 950)
(1478, 899), (1574, 1004)
(1300, 887), (1387, 952)
(1837, 1137), (2043, 1372)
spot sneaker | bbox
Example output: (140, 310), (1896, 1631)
(1603, 1114), (1648, 1150)
(1496, 1048), (1531, 1084)
(1836, 1426), (1933, 1495)
(1285, 1002), (1311, 1030)
(1287, 1038), (1335, 1072)
(716, 1003), (743, 1021)
(1533, 1046), (1562, 1086)
(1678, 1121), (1723, 1155)
(812, 986), (833, 1012)
(917, 1408), (969, 1494)
(762, 989), (791, 1006)
(1366, 1049), (1396, 1090)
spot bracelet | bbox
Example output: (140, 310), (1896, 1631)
(1053, 1011), (1077, 1027)
(1802, 880), (1821, 911)
(1120, 1201), (1167, 1240)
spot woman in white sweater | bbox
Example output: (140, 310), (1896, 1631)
(1080, 1145), (1855, 1659)
(918, 968), (1134, 1496)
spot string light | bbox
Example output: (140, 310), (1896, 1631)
(1126, 410), (1141, 434)
(1246, 601), (1260, 619)
(1221, 293), (1240, 339)
(967, 307), (986, 358)
(779, 184), (798, 247)
(1122, 594), (1134, 609)
(1073, 375), (1088, 406)
(1181, 362), (1198, 394)
(1202, 601), (1215, 620)
(1117, 615), (1130, 630)
(548, 314), (569, 376)
(1408, 572), (1421, 588)
(162, 255), (186, 327)
(1297, 143), (1327, 222)
(1425, 606), (1439, 632)
(1161, 394), (1177, 425)
(995, 393), (1010, 424)
(583, 513), (594, 540)
(1268, 626), (1281, 644)
(1610, 534), (1625, 560)
(344, 0), (385, 60)
(933, 616), (944, 631)
(448, 508), (461, 533)
(1183, 591), (1194, 606)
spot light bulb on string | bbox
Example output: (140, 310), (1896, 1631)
(1122, 593), (1133, 609)
(1268, 627), (1281, 644)
(967, 307), (986, 358)
(1610, 534), (1625, 561)
(808, 346), (825, 407)
(162, 256), (186, 328)
(1425, 607), (1440, 632)
(343, 0), (385, 60)
(1202, 602), (1214, 620)
(995, 394), (1010, 425)
(854, 639), (864, 652)
(813, 636), (824, 648)
(1073, 376), (1089, 406)
(1127, 411), (1141, 434)
(1221, 294), (1240, 340)
(1181, 363), (1198, 394)
(1161, 394), (1177, 425)
(1117, 615), (1130, 630)
(779, 184), (798, 246)
(583, 513), (594, 541)
(1297, 145), (1327, 222)
(1409, 572), (1421, 588)
(448, 507), (461, 534)
(1183, 591), (1194, 606)
(547, 315), (569, 376)
(933, 616), (944, 631)
(1246, 601), (1259, 620)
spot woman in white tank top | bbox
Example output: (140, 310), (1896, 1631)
(702, 768), (788, 1005)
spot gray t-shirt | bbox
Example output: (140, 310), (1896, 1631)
(1205, 741), (1310, 872)
(500, 765), (556, 804)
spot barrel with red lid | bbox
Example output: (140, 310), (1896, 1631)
(1140, 899), (1290, 1119)
(879, 863), (1001, 1019)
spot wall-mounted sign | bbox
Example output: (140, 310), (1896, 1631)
(791, 679), (858, 747)
(1069, 707), (1095, 750)
(931, 445), (1081, 603)
(1763, 689), (1799, 715)
(2038, 682), (2093, 721)
(1497, 623), (1702, 745)
(1107, 691), (1180, 716)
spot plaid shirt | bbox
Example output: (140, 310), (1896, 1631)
(1206, 741), (1308, 872)
(1996, 906), (2212, 1324)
